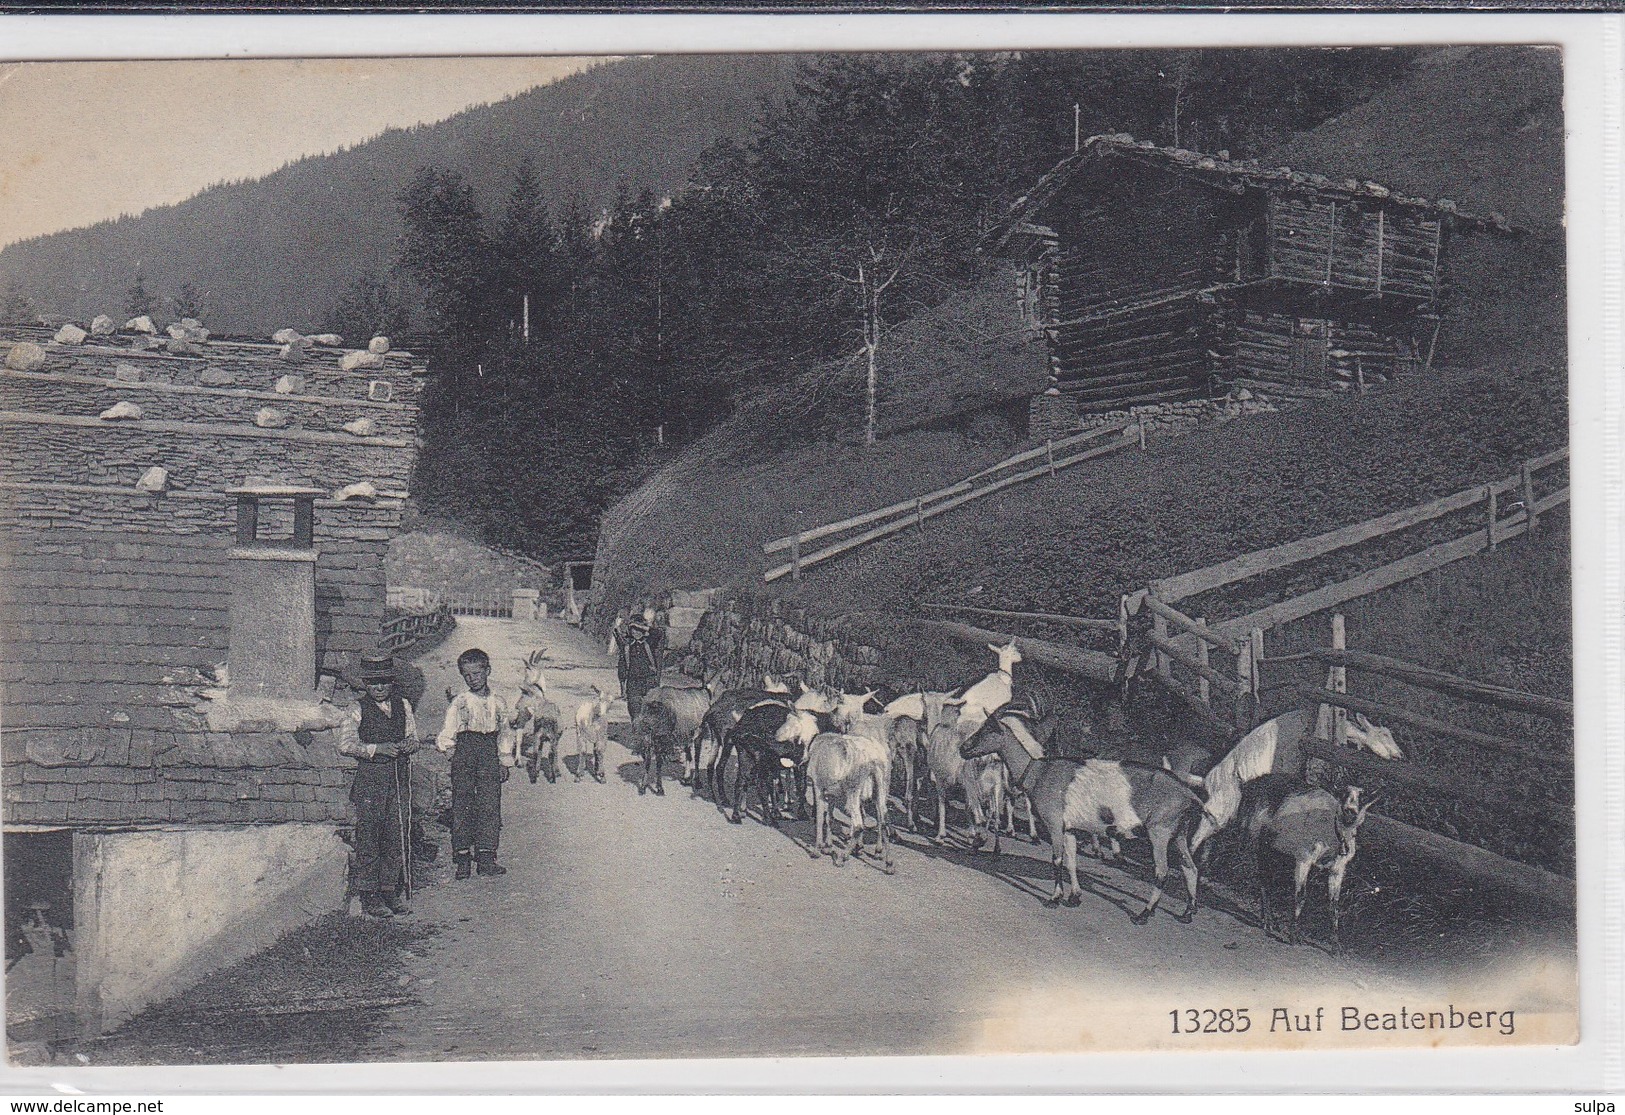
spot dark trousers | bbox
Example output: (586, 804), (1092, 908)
(351, 760), (407, 895)
(450, 730), (502, 862)
(625, 677), (655, 717)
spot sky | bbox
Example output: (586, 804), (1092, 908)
(0, 56), (601, 249)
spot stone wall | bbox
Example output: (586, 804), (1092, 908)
(1032, 388), (1281, 443)
(681, 594), (893, 693)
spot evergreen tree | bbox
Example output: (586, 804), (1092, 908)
(168, 282), (208, 321)
(125, 269), (156, 319)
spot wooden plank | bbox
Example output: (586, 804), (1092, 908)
(0, 409), (413, 448)
(1360, 814), (1574, 911)
(1217, 507), (1548, 636)
(1295, 685), (1571, 768)
(1262, 649), (1573, 720)
(913, 619), (1120, 684)
(1528, 445), (1570, 471)
(762, 479), (972, 554)
(764, 435), (1134, 581)
(960, 421), (1128, 483)
(766, 424), (1125, 554)
(918, 603), (1120, 631)
(1153, 477), (1503, 603)
(1141, 595), (1243, 655)
(1147, 631), (1239, 695)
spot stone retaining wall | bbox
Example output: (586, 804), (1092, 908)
(1032, 389), (1281, 444)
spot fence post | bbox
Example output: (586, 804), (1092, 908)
(790, 534), (802, 583)
(1137, 423), (1147, 451)
(1250, 628), (1265, 707)
(915, 497), (925, 532)
(1195, 618), (1211, 707)
(1117, 594), (1130, 658)
(1151, 607), (1171, 681)
(1486, 484), (1498, 551)
(1330, 611), (1348, 751)
(1521, 459), (1538, 535)
(1046, 438), (1056, 478)
(1233, 630), (1254, 733)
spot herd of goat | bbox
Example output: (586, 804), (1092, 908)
(511, 640), (1405, 951)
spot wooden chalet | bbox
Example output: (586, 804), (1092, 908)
(984, 133), (1517, 412)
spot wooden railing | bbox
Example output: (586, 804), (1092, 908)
(1267, 612), (1573, 908)
(762, 420), (1141, 583)
(1119, 445), (1569, 737)
(379, 601), (454, 655)
(1148, 446), (1568, 637)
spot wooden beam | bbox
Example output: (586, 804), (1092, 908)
(1141, 595), (1243, 655)
(1300, 736), (1540, 813)
(1262, 648), (1572, 720)
(1147, 631), (1241, 695)
(912, 618), (1121, 684)
(1153, 475), (1511, 603)
(1295, 686), (1571, 768)
(0, 409), (412, 448)
(764, 435), (1134, 582)
(1360, 814), (1574, 911)
(918, 603), (1120, 631)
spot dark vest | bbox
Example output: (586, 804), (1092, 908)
(357, 692), (407, 751)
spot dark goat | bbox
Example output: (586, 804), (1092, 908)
(1239, 774), (1373, 952)
(632, 701), (682, 796)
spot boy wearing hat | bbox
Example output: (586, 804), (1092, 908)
(337, 651), (420, 918)
(436, 647), (518, 879)
(617, 613), (662, 720)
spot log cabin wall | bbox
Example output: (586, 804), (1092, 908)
(1041, 169), (1226, 410)
(1221, 308), (1422, 395)
(1268, 195), (1443, 303)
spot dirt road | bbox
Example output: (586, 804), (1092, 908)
(342, 614), (1568, 1063)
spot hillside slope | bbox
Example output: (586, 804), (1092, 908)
(0, 54), (796, 334)
(594, 45), (1568, 623)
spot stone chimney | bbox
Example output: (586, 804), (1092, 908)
(223, 484), (324, 703)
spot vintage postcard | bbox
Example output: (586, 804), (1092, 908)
(0, 10), (1616, 1095)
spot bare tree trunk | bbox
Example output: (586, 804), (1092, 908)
(861, 263), (878, 447)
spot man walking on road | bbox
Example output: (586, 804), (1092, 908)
(437, 648), (518, 880)
(338, 651), (420, 918)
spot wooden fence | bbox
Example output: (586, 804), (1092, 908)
(761, 420), (1141, 583)
(386, 585), (514, 619)
(1159, 446), (1567, 638)
(1107, 449), (1574, 903)
(1273, 613), (1573, 908)
(379, 600), (454, 656)
(1119, 445), (1568, 729)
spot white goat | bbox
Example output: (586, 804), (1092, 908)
(1190, 705), (1401, 853)
(514, 650), (563, 783)
(952, 641), (1023, 737)
(922, 696), (1007, 852)
(804, 729), (893, 869)
(572, 684), (611, 783)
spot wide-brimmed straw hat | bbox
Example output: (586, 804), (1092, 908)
(356, 651), (396, 683)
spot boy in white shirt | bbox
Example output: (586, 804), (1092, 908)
(437, 648), (518, 879)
